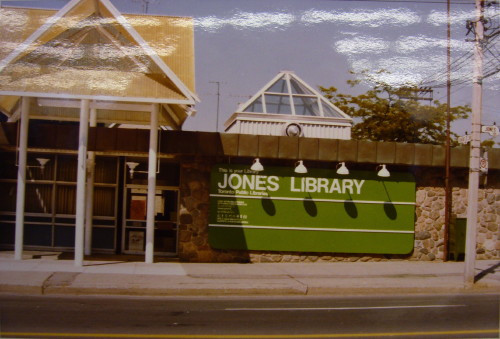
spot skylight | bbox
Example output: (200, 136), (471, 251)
(240, 71), (349, 119)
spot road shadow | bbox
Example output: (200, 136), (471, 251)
(474, 261), (500, 283)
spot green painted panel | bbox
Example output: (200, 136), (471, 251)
(208, 165), (416, 254)
(209, 228), (415, 254)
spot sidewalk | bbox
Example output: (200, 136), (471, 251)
(0, 251), (499, 297)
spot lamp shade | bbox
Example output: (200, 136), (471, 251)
(250, 158), (264, 172)
(336, 162), (349, 175)
(294, 160), (307, 174)
(36, 158), (50, 168)
(377, 164), (390, 177)
(126, 162), (140, 179)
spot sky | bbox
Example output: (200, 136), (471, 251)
(1, 0), (499, 139)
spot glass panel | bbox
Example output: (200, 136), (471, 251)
(54, 225), (75, 247)
(56, 185), (76, 214)
(25, 215), (52, 222)
(93, 218), (115, 226)
(57, 155), (77, 182)
(93, 187), (115, 217)
(321, 101), (344, 118)
(127, 188), (147, 220)
(124, 188), (178, 253)
(265, 94), (292, 114)
(0, 153), (17, 179)
(25, 224), (52, 246)
(94, 157), (117, 184)
(0, 222), (15, 245)
(126, 220), (146, 227)
(293, 96), (321, 116)
(154, 190), (177, 222)
(126, 189), (177, 221)
(92, 227), (115, 249)
(55, 217), (76, 224)
(243, 96), (264, 113)
(0, 182), (16, 211)
(289, 78), (315, 95)
(25, 184), (52, 213)
(0, 215), (16, 221)
(126, 229), (145, 251)
(267, 77), (288, 93)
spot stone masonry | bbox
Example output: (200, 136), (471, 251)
(178, 159), (499, 263)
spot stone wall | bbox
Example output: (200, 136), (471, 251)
(415, 187), (499, 261)
(177, 159), (499, 262)
(178, 158), (249, 263)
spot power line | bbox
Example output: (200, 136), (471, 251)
(324, 0), (476, 4)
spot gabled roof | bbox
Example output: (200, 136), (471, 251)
(0, 0), (198, 128)
(238, 71), (351, 120)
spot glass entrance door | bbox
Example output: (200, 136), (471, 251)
(122, 186), (178, 255)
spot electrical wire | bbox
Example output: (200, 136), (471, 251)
(323, 0), (476, 4)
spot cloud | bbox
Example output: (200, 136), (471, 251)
(426, 9), (478, 26)
(395, 35), (472, 54)
(301, 8), (421, 28)
(195, 7), (422, 32)
(335, 36), (390, 55)
(196, 11), (296, 32)
(350, 54), (471, 87)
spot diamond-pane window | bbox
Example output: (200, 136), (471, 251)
(243, 96), (264, 113)
(293, 96), (319, 116)
(265, 94), (292, 114)
(321, 102), (343, 117)
(289, 79), (315, 95)
(267, 78), (288, 93)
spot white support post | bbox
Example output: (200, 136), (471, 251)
(145, 104), (159, 264)
(464, 0), (484, 286)
(74, 99), (90, 267)
(14, 97), (30, 261)
(84, 108), (97, 256)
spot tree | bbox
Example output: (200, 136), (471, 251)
(320, 75), (470, 145)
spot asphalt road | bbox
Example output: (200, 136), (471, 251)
(0, 293), (498, 338)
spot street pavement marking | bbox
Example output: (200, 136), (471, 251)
(225, 304), (466, 311)
(1, 329), (498, 338)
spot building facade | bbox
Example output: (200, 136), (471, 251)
(0, 1), (498, 264)
(1, 127), (498, 262)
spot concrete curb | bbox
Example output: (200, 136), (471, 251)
(1, 258), (498, 297)
(1, 269), (499, 297)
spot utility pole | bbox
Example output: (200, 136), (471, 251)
(443, 0), (452, 262)
(209, 81), (221, 132)
(464, 0), (485, 286)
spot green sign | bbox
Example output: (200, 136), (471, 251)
(209, 164), (416, 254)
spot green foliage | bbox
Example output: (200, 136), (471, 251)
(321, 78), (470, 145)
(481, 139), (496, 148)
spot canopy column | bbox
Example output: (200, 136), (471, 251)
(84, 107), (97, 256)
(74, 99), (90, 267)
(14, 97), (30, 260)
(145, 103), (159, 263)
